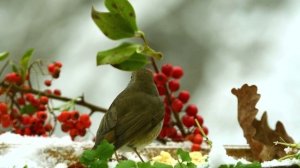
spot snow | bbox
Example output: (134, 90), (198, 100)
(0, 132), (93, 168)
(0, 132), (299, 168)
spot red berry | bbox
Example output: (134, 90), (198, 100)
(61, 123), (70, 132)
(54, 61), (63, 68)
(168, 80), (180, 92)
(25, 93), (35, 102)
(159, 128), (167, 138)
(1, 114), (11, 128)
(171, 66), (183, 79)
(153, 73), (168, 85)
(70, 111), (79, 120)
(53, 89), (61, 96)
(191, 143), (201, 151)
(193, 134), (203, 144)
(172, 132), (183, 142)
(161, 64), (173, 77)
(5, 72), (22, 84)
(163, 112), (171, 126)
(69, 129), (78, 138)
(203, 126), (209, 135)
(193, 127), (200, 135)
(38, 104), (46, 111)
(178, 90), (190, 103)
(78, 129), (87, 136)
(79, 114), (90, 122)
(39, 96), (49, 104)
(76, 121), (85, 130)
(22, 116), (31, 125)
(166, 126), (177, 138)
(195, 115), (204, 126)
(0, 102), (8, 114)
(48, 63), (56, 73)
(24, 127), (32, 136)
(171, 99), (183, 112)
(17, 98), (25, 105)
(44, 80), (52, 87)
(37, 111), (47, 120)
(79, 114), (91, 127)
(44, 89), (52, 95)
(182, 115), (195, 128)
(156, 85), (166, 95)
(44, 124), (53, 132)
(185, 104), (198, 116)
(57, 111), (71, 122)
(52, 68), (60, 78)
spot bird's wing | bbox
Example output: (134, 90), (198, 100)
(113, 92), (164, 149)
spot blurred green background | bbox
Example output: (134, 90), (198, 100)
(1, 0), (300, 144)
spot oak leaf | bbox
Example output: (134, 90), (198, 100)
(231, 84), (293, 161)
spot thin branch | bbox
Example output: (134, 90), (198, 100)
(0, 83), (107, 113)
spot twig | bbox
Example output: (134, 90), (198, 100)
(0, 82), (107, 113)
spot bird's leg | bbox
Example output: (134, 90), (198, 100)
(133, 148), (144, 162)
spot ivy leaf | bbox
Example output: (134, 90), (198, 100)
(176, 149), (191, 162)
(20, 105), (37, 115)
(116, 160), (137, 168)
(94, 139), (115, 161)
(105, 0), (137, 31)
(0, 51), (9, 62)
(186, 162), (197, 168)
(152, 162), (173, 168)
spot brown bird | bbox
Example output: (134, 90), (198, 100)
(93, 68), (164, 161)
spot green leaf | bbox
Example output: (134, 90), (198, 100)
(139, 46), (162, 60)
(105, 0), (137, 31)
(94, 140), (115, 161)
(97, 43), (141, 65)
(174, 163), (187, 168)
(219, 162), (261, 168)
(92, 7), (136, 40)
(116, 160), (137, 168)
(186, 162), (197, 168)
(90, 160), (109, 168)
(20, 49), (34, 71)
(113, 52), (148, 71)
(20, 105), (37, 115)
(152, 162), (173, 168)
(137, 162), (154, 168)
(80, 150), (97, 165)
(20, 49), (34, 80)
(176, 149), (191, 162)
(0, 51), (9, 62)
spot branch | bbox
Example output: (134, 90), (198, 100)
(0, 82), (107, 114)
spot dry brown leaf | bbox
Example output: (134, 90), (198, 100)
(231, 84), (294, 161)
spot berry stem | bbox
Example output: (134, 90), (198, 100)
(140, 35), (187, 136)
(0, 82), (108, 113)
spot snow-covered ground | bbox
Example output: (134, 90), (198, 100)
(1, 132), (300, 168)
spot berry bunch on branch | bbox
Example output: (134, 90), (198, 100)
(153, 63), (209, 151)
(0, 50), (105, 139)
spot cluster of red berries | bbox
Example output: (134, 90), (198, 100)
(153, 63), (209, 151)
(0, 100), (53, 136)
(57, 111), (91, 140)
(44, 61), (62, 96)
(4, 72), (23, 85)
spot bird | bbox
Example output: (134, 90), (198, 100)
(93, 68), (165, 161)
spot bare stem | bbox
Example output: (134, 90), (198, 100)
(0, 82), (107, 113)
